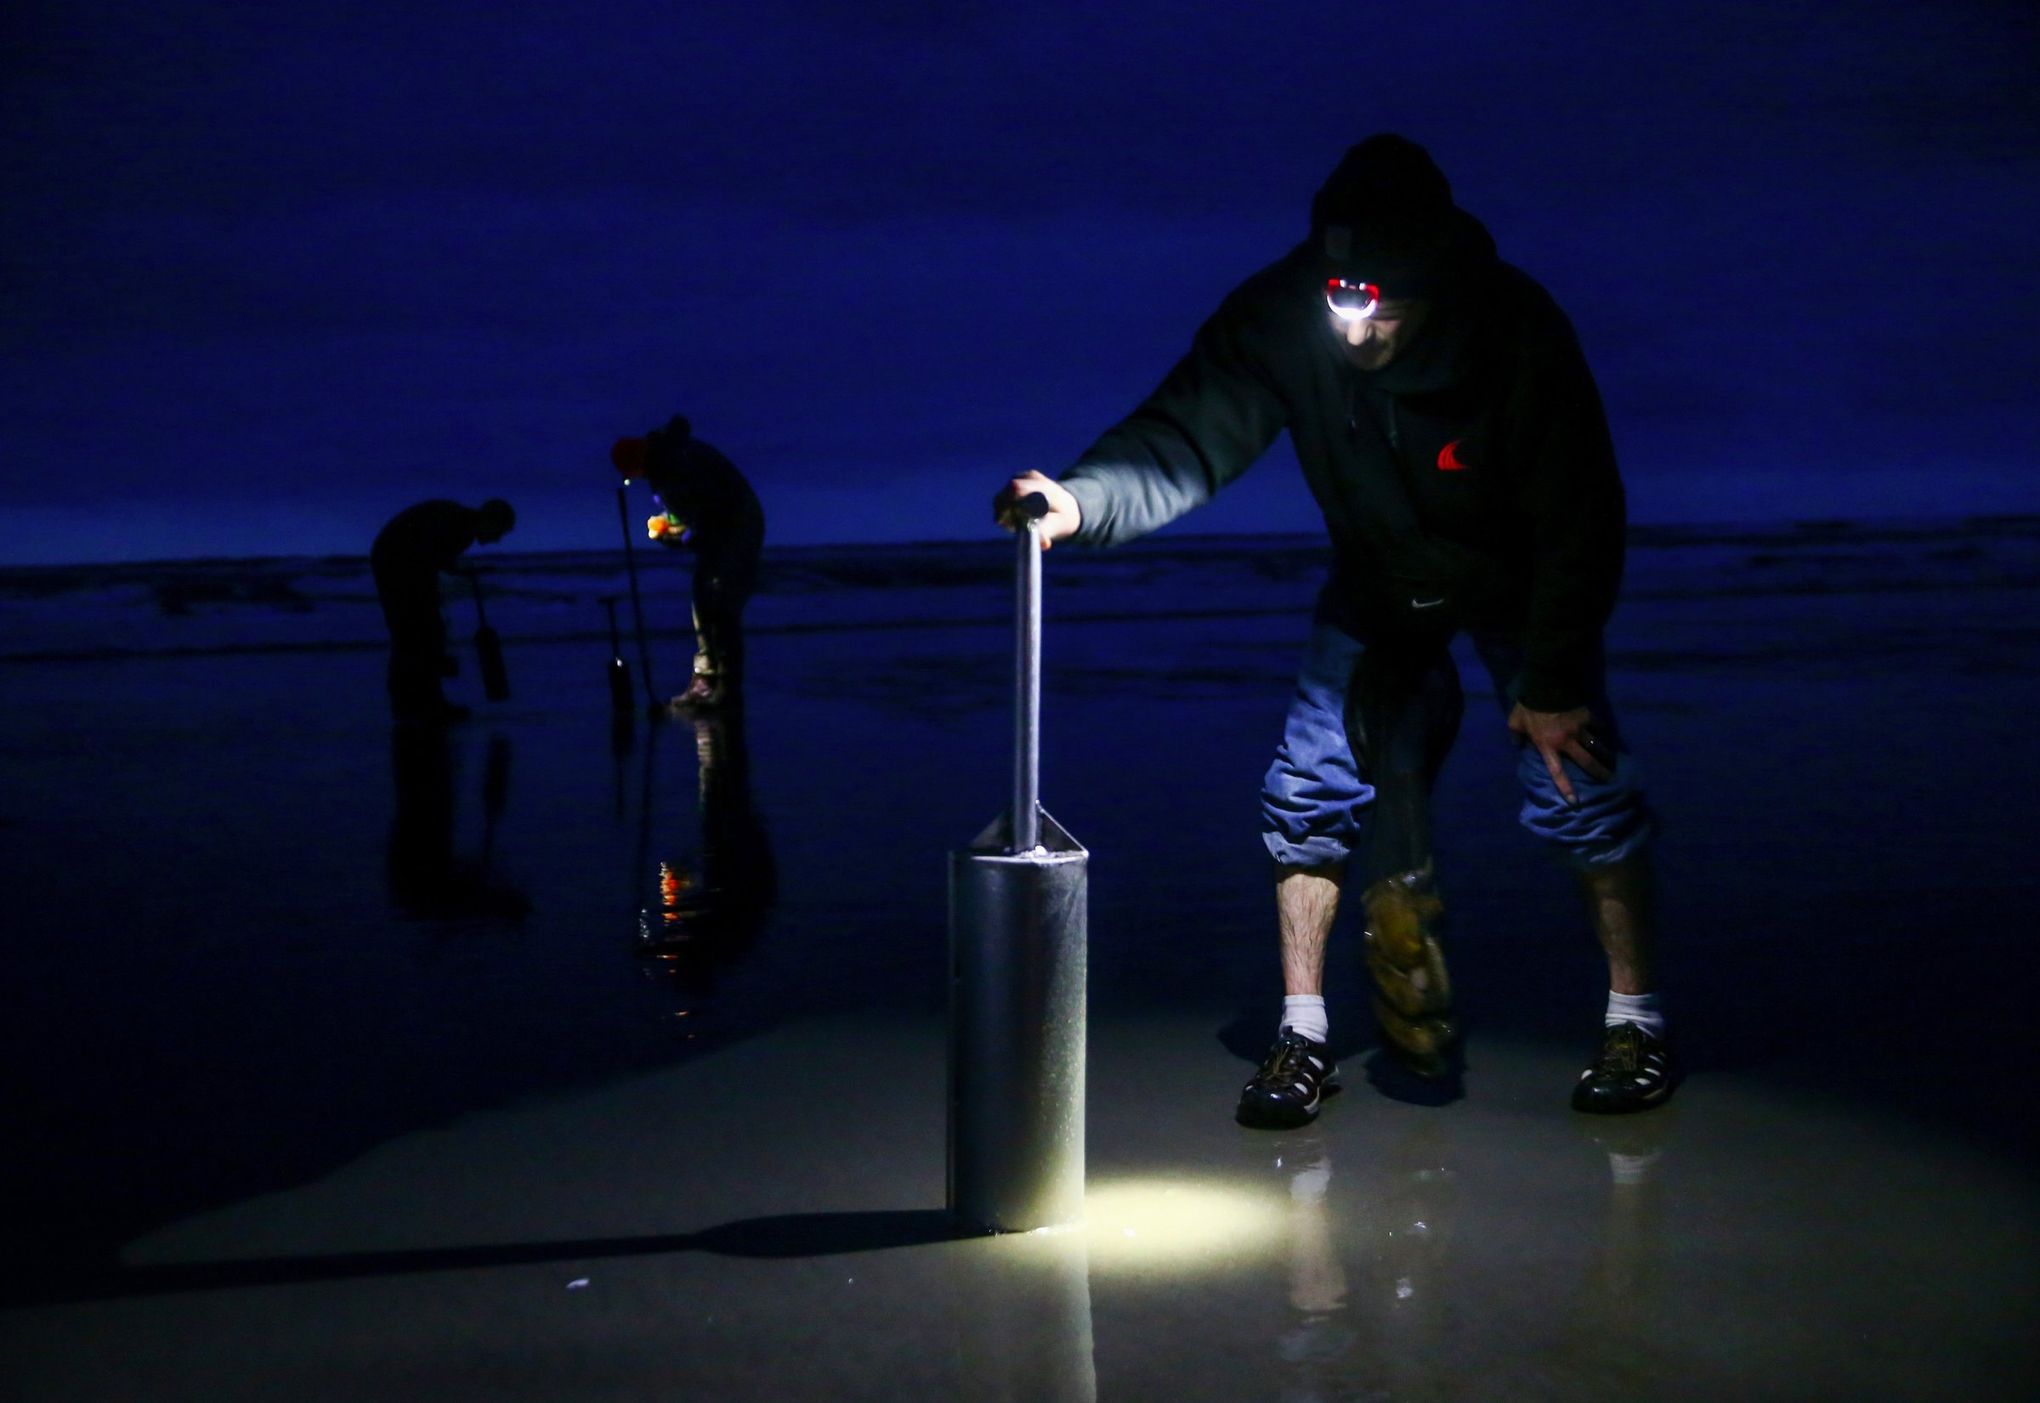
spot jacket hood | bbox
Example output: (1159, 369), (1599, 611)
(1311, 134), (1485, 299)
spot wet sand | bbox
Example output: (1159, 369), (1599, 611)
(2, 521), (2036, 1398)
(5, 1010), (2033, 1401)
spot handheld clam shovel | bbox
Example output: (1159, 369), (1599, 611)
(469, 573), (511, 702)
(615, 482), (660, 715)
(948, 493), (1089, 1234)
(602, 596), (634, 716)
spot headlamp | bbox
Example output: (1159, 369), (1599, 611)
(1325, 277), (1381, 322)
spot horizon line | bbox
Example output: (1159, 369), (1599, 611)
(1, 509), (2037, 574)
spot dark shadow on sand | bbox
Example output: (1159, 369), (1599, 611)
(4, 1208), (959, 1309)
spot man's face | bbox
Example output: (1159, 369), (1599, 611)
(1335, 297), (1428, 371)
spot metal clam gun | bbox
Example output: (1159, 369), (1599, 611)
(948, 492), (1090, 1234)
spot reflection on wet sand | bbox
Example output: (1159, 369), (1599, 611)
(1529, 1110), (1675, 1393)
(385, 726), (531, 921)
(1272, 1133), (1352, 1402)
(1267, 1123), (1459, 1402)
(953, 1229), (1099, 1403)
(633, 707), (777, 994)
(1259, 1111), (1675, 1401)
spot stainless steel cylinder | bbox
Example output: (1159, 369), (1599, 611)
(948, 808), (1088, 1233)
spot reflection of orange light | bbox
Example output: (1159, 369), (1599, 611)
(636, 910), (684, 963)
(658, 861), (695, 930)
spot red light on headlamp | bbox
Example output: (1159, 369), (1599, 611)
(1325, 278), (1381, 322)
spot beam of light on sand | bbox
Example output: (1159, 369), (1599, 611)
(1044, 1179), (1285, 1267)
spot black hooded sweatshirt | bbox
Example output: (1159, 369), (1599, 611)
(371, 500), (484, 578)
(642, 419), (765, 553)
(1057, 223), (1624, 713)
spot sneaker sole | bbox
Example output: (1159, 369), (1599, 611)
(1571, 1082), (1671, 1114)
(1234, 1075), (1338, 1130)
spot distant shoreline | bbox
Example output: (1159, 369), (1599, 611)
(3, 513), (2035, 669)
(2, 511), (2036, 578)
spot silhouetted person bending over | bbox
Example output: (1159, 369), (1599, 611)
(371, 498), (514, 724)
(612, 416), (765, 710)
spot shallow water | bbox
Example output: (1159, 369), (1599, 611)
(2, 519), (2037, 1397)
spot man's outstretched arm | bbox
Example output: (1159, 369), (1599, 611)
(988, 272), (1289, 551)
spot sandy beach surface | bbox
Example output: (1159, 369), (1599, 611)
(2, 520), (2036, 1400)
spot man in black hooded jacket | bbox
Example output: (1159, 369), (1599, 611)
(995, 134), (1667, 1125)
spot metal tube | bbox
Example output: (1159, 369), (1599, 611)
(1012, 516), (1043, 853)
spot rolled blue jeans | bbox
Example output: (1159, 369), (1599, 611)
(1259, 607), (1655, 874)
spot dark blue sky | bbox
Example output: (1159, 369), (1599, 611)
(4, 1), (2036, 563)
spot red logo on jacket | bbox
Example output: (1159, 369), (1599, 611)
(1437, 439), (1469, 471)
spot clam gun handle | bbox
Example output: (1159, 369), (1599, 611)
(1010, 493), (1049, 853)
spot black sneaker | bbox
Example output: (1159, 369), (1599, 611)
(1572, 1021), (1674, 1114)
(1236, 1030), (1337, 1129)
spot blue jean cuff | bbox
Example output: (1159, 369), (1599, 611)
(1263, 831), (1353, 868)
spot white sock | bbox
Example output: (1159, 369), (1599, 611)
(1605, 990), (1665, 1039)
(1282, 994), (1328, 1045)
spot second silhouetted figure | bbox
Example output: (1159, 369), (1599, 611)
(612, 416), (765, 710)
(371, 498), (515, 724)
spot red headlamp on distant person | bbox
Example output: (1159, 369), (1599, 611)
(611, 435), (649, 481)
(1325, 277), (1382, 322)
